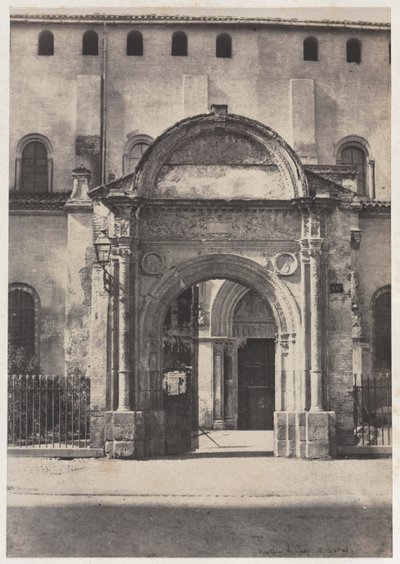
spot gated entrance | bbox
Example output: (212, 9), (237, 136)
(87, 110), (346, 459)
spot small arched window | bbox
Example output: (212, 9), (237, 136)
(8, 284), (40, 366)
(347, 38), (361, 63)
(21, 141), (49, 193)
(303, 37), (318, 61)
(82, 30), (99, 56)
(171, 31), (187, 56)
(372, 287), (391, 370)
(340, 145), (367, 195)
(122, 134), (153, 174)
(38, 30), (54, 56)
(128, 142), (149, 171)
(127, 31), (143, 56)
(216, 33), (232, 58)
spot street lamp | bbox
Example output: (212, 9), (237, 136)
(94, 229), (113, 293)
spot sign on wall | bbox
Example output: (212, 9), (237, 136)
(162, 371), (187, 395)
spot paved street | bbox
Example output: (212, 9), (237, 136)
(7, 432), (392, 557)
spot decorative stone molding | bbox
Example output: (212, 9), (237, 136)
(140, 208), (300, 240)
(141, 252), (165, 276)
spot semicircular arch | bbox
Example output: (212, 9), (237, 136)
(211, 280), (249, 337)
(134, 113), (308, 199)
(140, 254), (300, 346)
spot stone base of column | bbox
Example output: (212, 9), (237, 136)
(104, 410), (166, 458)
(89, 412), (105, 448)
(213, 419), (225, 430)
(274, 410), (336, 459)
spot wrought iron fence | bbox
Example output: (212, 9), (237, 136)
(8, 373), (90, 448)
(353, 373), (391, 446)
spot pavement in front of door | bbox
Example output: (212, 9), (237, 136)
(6, 431), (394, 558)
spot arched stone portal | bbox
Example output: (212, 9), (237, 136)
(90, 109), (340, 460)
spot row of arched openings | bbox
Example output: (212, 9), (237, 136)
(38, 30), (232, 58)
(303, 37), (390, 63)
(7, 283), (391, 371)
(37, 30), (390, 63)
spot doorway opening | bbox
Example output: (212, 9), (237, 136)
(161, 279), (276, 455)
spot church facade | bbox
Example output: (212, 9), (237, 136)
(8, 11), (391, 458)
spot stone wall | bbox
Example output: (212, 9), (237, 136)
(10, 22), (390, 198)
(358, 214), (391, 343)
(325, 207), (353, 446)
(8, 213), (68, 375)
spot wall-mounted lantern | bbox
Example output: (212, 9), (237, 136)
(94, 229), (113, 293)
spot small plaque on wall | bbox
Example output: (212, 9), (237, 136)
(330, 283), (344, 293)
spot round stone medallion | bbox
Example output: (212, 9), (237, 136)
(274, 252), (298, 276)
(141, 252), (165, 275)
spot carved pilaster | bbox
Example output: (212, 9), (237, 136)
(117, 245), (131, 412)
(350, 270), (362, 339)
(308, 239), (323, 412)
(298, 239), (310, 410)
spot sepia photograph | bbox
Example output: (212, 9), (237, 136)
(5, 1), (393, 558)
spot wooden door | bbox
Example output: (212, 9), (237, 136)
(238, 339), (275, 430)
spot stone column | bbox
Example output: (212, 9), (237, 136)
(299, 238), (310, 411)
(117, 245), (131, 412)
(213, 340), (225, 429)
(223, 340), (235, 429)
(309, 239), (323, 412)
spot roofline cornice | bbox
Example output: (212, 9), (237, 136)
(10, 14), (390, 31)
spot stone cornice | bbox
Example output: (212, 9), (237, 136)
(10, 13), (390, 31)
(9, 191), (71, 211)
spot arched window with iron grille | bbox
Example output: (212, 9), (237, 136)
(8, 284), (41, 366)
(21, 141), (49, 193)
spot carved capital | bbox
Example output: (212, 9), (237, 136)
(224, 340), (236, 356)
(302, 208), (321, 239)
(309, 248), (322, 258)
(214, 340), (225, 355)
(118, 247), (131, 258)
